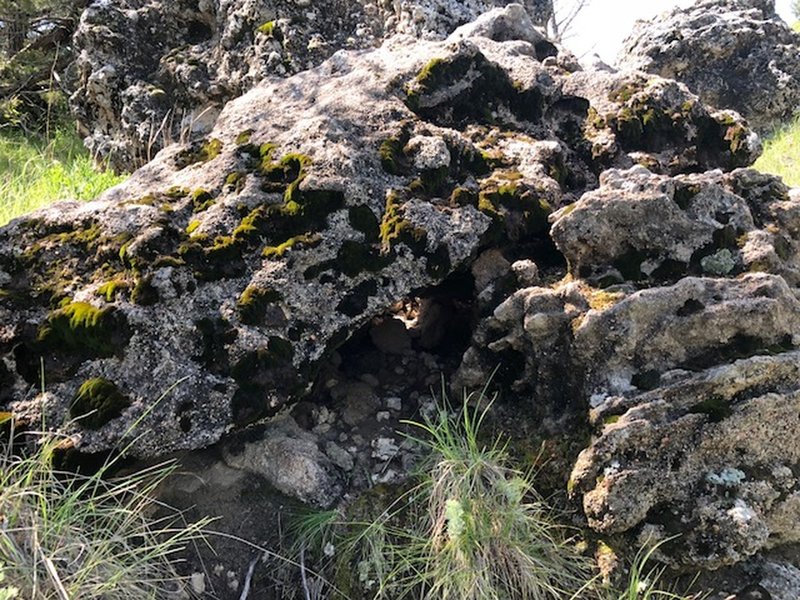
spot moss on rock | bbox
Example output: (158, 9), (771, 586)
(175, 137), (223, 169)
(38, 302), (120, 355)
(71, 377), (130, 429)
(237, 285), (283, 325)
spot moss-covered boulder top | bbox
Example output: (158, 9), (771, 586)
(0, 6), (758, 457)
(619, 0), (800, 134)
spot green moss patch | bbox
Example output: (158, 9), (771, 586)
(262, 233), (321, 259)
(191, 189), (215, 212)
(96, 279), (130, 302)
(131, 275), (158, 306)
(37, 301), (122, 356)
(379, 191), (427, 254)
(175, 137), (224, 169)
(478, 177), (552, 240)
(71, 377), (130, 429)
(237, 285), (283, 325)
(405, 52), (543, 127)
(379, 128), (412, 175)
(256, 20), (283, 42)
(224, 171), (247, 193)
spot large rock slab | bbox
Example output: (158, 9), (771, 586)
(619, 0), (800, 133)
(69, 0), (554, 171)
(6, 4), (751, 458)
(571, 351), (800, 569)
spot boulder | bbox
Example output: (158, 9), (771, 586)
(571, 351), (800, 569)
(5, 3), (797, 579)
(452, 62), (800, 571)
(618, 0), (800, 133)
(69, 0), (554, 171)
(10, 4), (749, 458)
(551, 167), (800, 286)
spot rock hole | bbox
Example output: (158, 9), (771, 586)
(631, 370), (661, 391)
(186, 20), (213, 44)
(177, 402), (193, 432)
(676, 298), (705, 317)
(534, 40), (558, 61)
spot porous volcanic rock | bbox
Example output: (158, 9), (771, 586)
(5, 4), (793, 579)
(457, 164), (800, 571)
(69, 0), (554, 171)
(571, 351), (800, 569)
(618, 0), (800, 133)
(9, 3), (747, 459)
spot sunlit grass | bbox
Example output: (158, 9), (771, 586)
(0, 128), (126, 226)
(754, 115), (800, 187)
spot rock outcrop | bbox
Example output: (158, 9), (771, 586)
(5, 5), (754, 460)
(69, 0), (554, 171)
(6, 2), (800, 586)
(618, 0), (800, 133)
(458, 162), (800, 571)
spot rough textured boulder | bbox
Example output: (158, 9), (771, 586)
(457, 161), (800, 572)
(6, 2), (800, 586)
(571, 350), (800, 569)
(69, 0), (554, 171)
(619, 0), (800, 133)
(2, 4), (757, 462)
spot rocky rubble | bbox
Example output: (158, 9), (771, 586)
(3, 2), (800, 593)
(69, 0), (553, 171)
(619, 0), (800, 133)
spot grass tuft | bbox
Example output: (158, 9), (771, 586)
(403, 388), (595, 600)
(0, 128), (126, 226)
(0, 377), (210, 599)
(754, 115), (800, 186)
(287, 385), (597, 600)
(284, 384), (705, 600)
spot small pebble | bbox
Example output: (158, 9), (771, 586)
(386, 396), (402, 411)
(189, 573), (205, 594)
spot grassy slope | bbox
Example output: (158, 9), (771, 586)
(752, 24), (800, 184)
(754, 116), (800, 187)
(0, 129), (126, 226)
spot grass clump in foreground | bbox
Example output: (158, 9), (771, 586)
(0, 128), (126, 226)
(290, 389), (588, 599)
(288, 387), (701, 600)
(0, 414), (208, 599)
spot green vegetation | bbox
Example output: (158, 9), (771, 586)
(290, 389), (591, 599)
(37, 301), (119, 355)
(0, 128), (126, 225)
(0, 417), (208, 599)
(70, 377), (130, 429)
(284, 385), (700, 600)
(754, 115), (800, 186)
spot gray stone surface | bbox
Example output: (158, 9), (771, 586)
(3, 5), (753, 459)
(571, 351), (800, 569)
(70, 0), (554, 171)
(619, 0), (800, 133)
(551, 166), (799, 286)
(222, 417), (342, 507)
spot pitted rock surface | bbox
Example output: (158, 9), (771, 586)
(618, 0), (800, 133)
(5, 4), (798, 578)
(571, 351), (800, 569)
(70, 0), (554, 171)
(6, 5), (751, 459)
(551, 167), (800, 286)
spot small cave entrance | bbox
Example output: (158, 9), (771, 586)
(308, 269), (478, 407)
